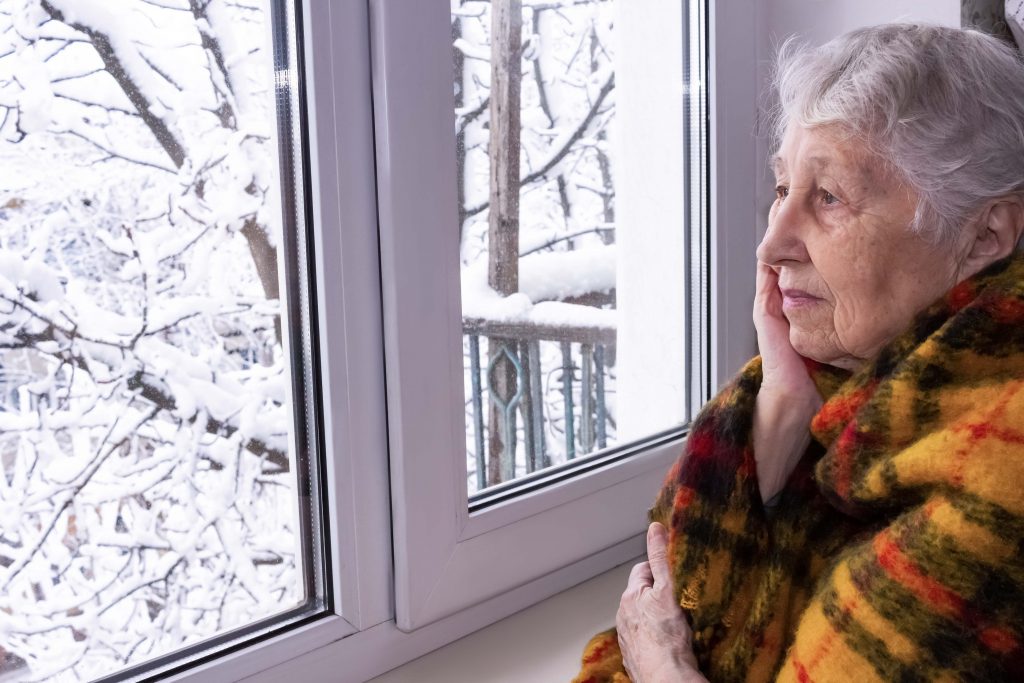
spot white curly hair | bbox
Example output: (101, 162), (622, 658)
(772, 23), (1024, 246)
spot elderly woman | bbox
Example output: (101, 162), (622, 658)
(574, 23), (1024, 683)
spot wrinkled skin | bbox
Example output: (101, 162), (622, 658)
(757, 124), (970, 371)
(616, 523), (705, 683)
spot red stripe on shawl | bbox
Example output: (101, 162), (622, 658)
(875, 529), (1023, 657)
(986, 295), (1024, 324)
(799, 611), (841, 677)
(954, 420), (1024, 446)
(673, 487), (695, 509)
(950, 442), (972, 489)
(811, 383), (876, 438)
(949, 410), (1024, 486)
(948, 279), (975, 311)
(989, 425), (1024, 445)
(582, 638), (614, 666)
(979, 626), (1020, 655)
(686, 429), (718, 463)
(873, 530), (967, 618)
(792, 657), (814, 683)
(831, 423), (860, 500)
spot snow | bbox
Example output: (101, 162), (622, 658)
(519, 243), (616, 302)
(462, 258), (615, 330)
(453, 37), (491, 61)
(0, 0), (635, 677)
(0, 1), (302, 679)
(460, 244), (616, 331)
(12, 51), (54, 133)
(0, 249), (66, 303)
(525, 299), (616, 328)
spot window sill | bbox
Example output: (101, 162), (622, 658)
(370, 560), (637, 683)
(224, 536), (644, 683)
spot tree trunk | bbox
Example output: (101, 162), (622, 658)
(486, 0), (522, 486)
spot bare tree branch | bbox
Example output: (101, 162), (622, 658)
(52, 92), (140, 117)
(60, 126), (177, 172)
(463, 69), (614, 219)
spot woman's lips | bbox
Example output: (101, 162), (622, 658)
(780, 288), (823, 311)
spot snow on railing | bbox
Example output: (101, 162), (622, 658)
(462, 300), (615, 491)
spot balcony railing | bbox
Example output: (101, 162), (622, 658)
(463, 316), (615, 491)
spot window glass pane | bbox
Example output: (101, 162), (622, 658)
(453, 0), (692, 493)
(0, 0), (323, 680)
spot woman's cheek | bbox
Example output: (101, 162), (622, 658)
(830, 301), (859, 351)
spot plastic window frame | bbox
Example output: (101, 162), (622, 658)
(373, 0), (717, 632)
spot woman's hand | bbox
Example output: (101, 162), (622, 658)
(752, 261), (822, 503)
(753, 261), (819, 401)
(616, 523), (707, 683)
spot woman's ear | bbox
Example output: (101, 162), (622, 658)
(962, 196), (1024, 276)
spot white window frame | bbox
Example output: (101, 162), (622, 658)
(371, 0), (747, 632)
(165, 0), (762, 681)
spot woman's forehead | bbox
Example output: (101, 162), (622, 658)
(770, 127), (878, 181)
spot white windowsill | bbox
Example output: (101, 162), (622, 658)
(368, 559), (638, 683)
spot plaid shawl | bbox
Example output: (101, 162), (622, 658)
(573, 254), (1024, 682)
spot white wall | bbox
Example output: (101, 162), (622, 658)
(764, 0), (959, 48)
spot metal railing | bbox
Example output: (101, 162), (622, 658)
(463, 317), (615, 490)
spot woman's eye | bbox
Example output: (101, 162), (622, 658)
(775, 185), (788, 200)
(822, 190), (839, 205)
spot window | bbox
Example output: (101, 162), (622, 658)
(455, 0), (700, 496)
(0, 0), (328, 679)
(455, 0), (625, 493)
(0, 0), (760, 680)
(378, 0), (713, 630)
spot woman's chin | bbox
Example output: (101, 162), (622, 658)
(787, 329), (856, 370)
(790, 335), (865, 371)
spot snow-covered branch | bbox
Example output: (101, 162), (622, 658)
(0, 2), (302, 678)
(462, 67), (614, 219)
(40, 0), (188, 167)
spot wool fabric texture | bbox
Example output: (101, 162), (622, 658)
(572, 254), (1024, 683)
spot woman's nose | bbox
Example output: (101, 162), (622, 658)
(757, 196), (808, 265)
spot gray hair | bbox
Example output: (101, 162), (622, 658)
(772, 24), (1024, 245)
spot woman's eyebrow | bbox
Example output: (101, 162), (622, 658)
(808, 155), (873, 183)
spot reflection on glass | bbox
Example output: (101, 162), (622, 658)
(0, 0), (315, 680)
(454, 0), (688, 494)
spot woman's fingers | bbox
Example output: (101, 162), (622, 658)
(646, 522), (672, 589)
(754, 259), (818, 400)
(616, 526), (701, 682)
(754, 261), (787, 334)
(627, 560), (654, 593)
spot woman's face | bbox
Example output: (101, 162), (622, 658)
(758, 124), (968, 370)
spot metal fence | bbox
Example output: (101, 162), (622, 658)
(463, 318), (615, 490)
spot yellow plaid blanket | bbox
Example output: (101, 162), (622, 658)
(573, 254), (1024, 682)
